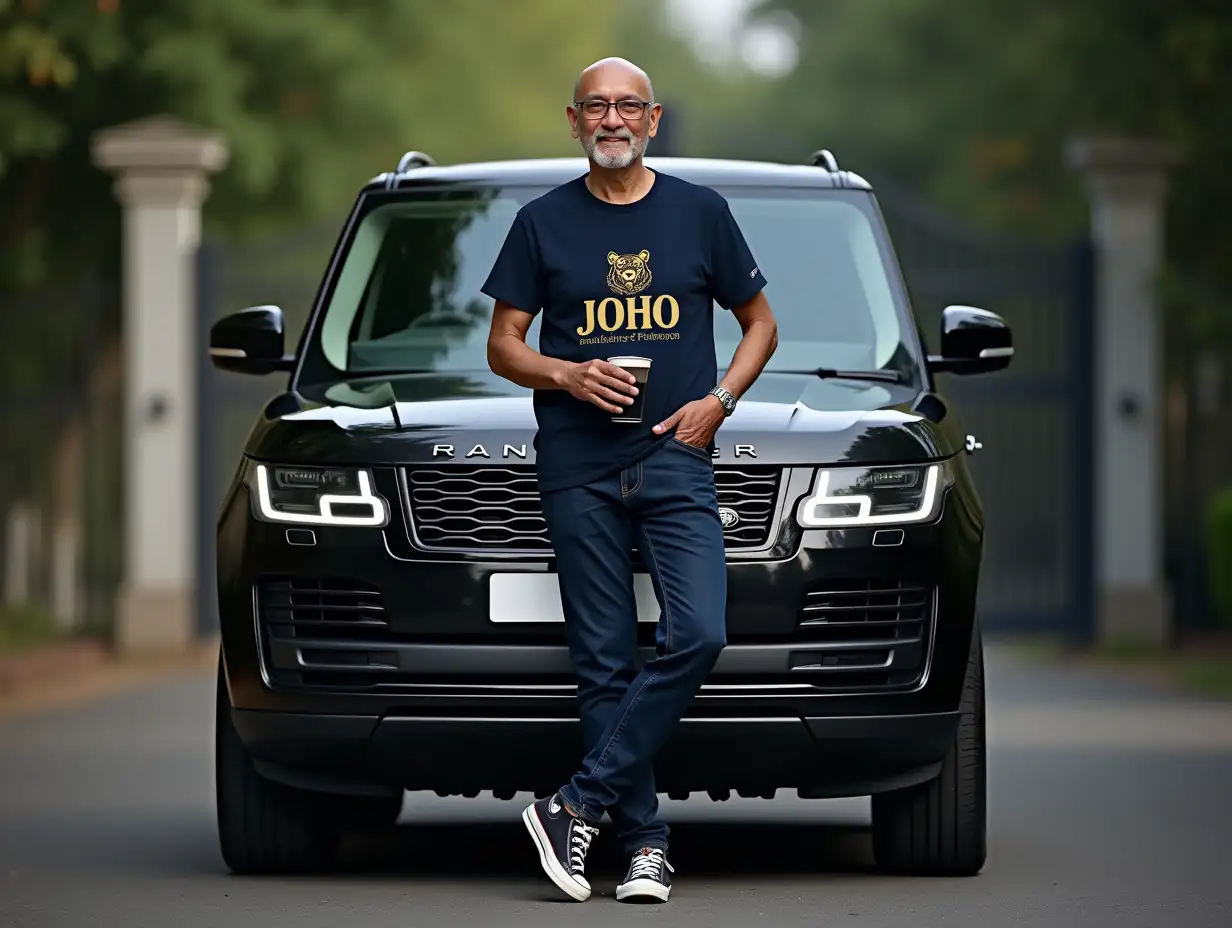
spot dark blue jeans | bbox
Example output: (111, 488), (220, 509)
(539, 435), (728, 854)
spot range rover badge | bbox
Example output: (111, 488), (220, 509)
(718, 507), (740, 529)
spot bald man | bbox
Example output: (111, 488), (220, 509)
(483, 58), (778, 903)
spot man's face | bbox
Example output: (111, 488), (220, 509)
(569, 67), (660, 169)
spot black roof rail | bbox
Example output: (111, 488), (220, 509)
(396, 150), (437, 172)
(809, 149), (839, 171)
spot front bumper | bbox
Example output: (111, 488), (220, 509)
(216, 460), (983, 796)
(234, 708), (959, 799)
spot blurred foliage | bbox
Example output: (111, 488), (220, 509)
(1205, 487), (1232, 629)
(0, 0), (616, 292)
(738, 0), (1232, 338)
(606, 0), (772, 158)
(0, 601), (61, 652)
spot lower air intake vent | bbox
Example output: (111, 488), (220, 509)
(257, 576), (391, 686)
(258, 576), (386, 640)
(790, 580), (935, 690)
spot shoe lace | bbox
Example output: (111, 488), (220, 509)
(628, 848), (673, 880)
(569, 819), (599, 872)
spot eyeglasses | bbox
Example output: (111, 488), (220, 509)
(573, 99), (652, 120)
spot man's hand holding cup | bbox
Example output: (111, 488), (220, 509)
(561, 358), (639, 415)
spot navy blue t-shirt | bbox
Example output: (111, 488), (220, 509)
(481, 170), (767, 494)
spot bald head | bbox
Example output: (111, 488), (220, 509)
(568, 57), (660, 170)
(573, 57), (654, 103)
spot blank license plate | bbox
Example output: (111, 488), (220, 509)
(488, 573), (661, 624)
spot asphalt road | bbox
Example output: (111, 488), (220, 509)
(2, 643), (1230, 927)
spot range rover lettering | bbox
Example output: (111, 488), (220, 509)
(209, 149), (1012, 877)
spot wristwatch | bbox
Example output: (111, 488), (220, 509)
(708, 385), (737, 417)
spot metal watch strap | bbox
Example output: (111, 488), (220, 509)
(709, 385), (736, 416)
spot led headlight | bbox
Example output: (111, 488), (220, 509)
(796, 462), (947, 528)
(248, 463), (388, 527)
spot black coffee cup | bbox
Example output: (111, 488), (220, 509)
(607, 356), (652, 424)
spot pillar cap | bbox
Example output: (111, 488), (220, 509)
(91, 114), (230, 176)
(1066, 135), (1185, 175)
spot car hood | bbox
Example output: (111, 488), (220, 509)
(245, 370), (964, 467)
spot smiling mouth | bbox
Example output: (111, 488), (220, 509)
(597, 136), (629, 144)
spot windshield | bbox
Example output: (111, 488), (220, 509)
(302, 183), (922, 384)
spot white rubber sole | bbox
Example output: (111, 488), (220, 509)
(522, 804), (591, 902)
(616, 877), (671, 903)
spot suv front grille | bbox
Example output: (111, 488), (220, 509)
(403, 464), (781, 553)
(714, 467), (781, 547)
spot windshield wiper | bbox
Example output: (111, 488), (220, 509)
(766, 368), (905, 383)
(337, 368), (447, 378)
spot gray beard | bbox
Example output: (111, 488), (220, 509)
(584, 131), (646, 169)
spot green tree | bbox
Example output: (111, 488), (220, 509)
(607, 0), (771, 157)
(735, 0), (1232, 324)
(0, 0), (616, 291)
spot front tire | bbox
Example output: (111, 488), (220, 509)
(871, 618), (987, 876)
(215, 655), (343, 874)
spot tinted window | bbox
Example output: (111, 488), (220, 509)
(717, 193), (914, 372)
(304, 185), (921, 383)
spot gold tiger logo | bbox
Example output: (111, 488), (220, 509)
(607, 250), (652, 296)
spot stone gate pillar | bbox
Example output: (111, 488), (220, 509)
(91, 116), (230, 653)
(1067, 136), (1184, 647)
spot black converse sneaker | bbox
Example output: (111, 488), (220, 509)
(521, 793), (600, 902)
(615, 846), (674, 903)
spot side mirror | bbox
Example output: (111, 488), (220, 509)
(927, 305), (1013, 375)
(208, 305), (295, 375)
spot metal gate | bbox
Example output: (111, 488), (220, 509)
(195, 179), (1096, 642)
(0, 270), (122, 640)
(875, 180), (1095, 640)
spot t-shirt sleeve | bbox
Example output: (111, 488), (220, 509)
(707, 194), (768, 311)
(480, 210), (544, 315)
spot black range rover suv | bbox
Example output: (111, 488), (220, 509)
(209, 149), (1013, 878)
